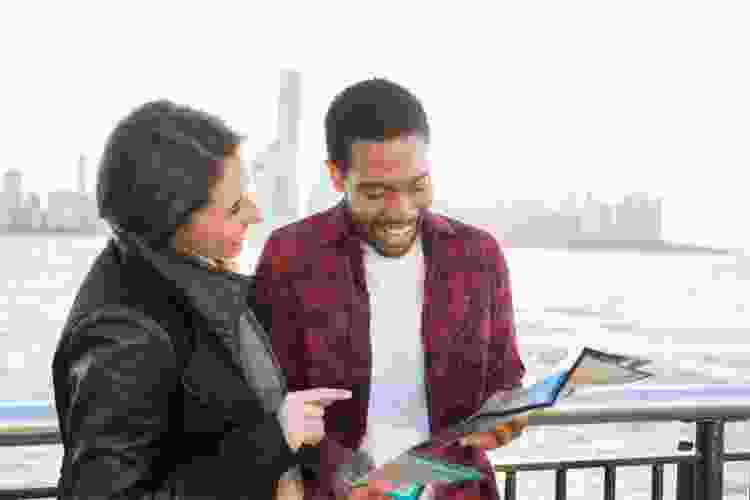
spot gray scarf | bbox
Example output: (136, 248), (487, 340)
(236, 310), (287, 414)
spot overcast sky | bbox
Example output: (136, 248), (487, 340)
(2, 1), (748, 250)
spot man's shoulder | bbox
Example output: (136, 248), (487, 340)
(267, 207), (341, 247)
(427, 211), (506, 258)
(257, 207), (343, 275)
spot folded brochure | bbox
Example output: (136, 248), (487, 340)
(348, 347), (653, 496)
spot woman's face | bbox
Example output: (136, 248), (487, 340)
(173, 153), (262, 262)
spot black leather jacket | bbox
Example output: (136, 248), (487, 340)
(51, 232), (319, 499)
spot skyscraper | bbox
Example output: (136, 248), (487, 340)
(3, 169), (23, 212)
(78, 154), (87, 195)
(3, 169), (23, 227)
(277, 69), (301, 147)
(252, 69), (302, 226)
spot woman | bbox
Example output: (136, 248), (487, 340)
(51, 100), (350, 499)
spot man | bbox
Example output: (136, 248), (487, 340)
(254, 78), (526, 500)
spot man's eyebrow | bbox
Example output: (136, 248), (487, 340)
(230, 198), (242, 212)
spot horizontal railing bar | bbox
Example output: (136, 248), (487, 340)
(0, 431), (60, 447)
(723, 452), (750, 462)
(496, 454), (698, 473)
(528, 407), (750, 426)
(0, 486), (58, 499)
(0, 454), (748, 499)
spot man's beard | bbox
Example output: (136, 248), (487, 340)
(346, 201), (422, 258)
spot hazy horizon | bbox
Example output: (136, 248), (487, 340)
(2, 1), (748, 250)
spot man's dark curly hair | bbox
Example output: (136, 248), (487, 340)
(324, 78), (430, 177)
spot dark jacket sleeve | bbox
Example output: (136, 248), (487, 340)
(56, 314), (180, 499)
(216, 410), (300, 483)
(57, 311), (302, 500)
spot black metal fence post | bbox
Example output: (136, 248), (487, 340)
(504, 470), (517, 500)
(694, 420), (725, 500)
(555, 469), (567, 500)
(603, 465), (616, 500)
(651, 463), (664, 500)
(676, 439), (695, 500)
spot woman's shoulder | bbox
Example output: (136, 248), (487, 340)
(58, 305), (178, 367)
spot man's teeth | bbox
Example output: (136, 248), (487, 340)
(383, 226), (411, 237)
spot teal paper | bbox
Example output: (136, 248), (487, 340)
(386, 483), (424, 499)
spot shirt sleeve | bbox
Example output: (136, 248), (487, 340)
(484, 236), (526, 395)
(255, 233), (370, 497)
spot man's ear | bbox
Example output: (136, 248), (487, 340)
(327, 161), (346, 193)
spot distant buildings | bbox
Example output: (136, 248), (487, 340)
(521, 191), (663, 243)
(437, 191), (664, 247)
(0, 155), (104, 234)
(615, 193), (662, 241)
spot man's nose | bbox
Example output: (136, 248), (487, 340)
(383, 191), (418, 220)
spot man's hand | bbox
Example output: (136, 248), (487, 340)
(347, 479), (396, 500)
(458, 414), (528, 450)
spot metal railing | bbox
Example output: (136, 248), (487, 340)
(3, 384), (750, 500)
(497, 384), (750, 500)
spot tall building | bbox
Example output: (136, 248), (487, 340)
(46, 190), (81, 231)
(615, 193), (661, 241)
(27, 193), (43, 230)
(78, 154), (87, 195)
(3, 169), (23, 212)
(278, 69), (301, 147)
(3, 169), (23, 227)
(0, 193), (10, 229)
(252, 69), (302, 226)
(579, 192), (603, 236)
(560, 192), (579, 216)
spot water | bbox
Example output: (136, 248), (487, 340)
(1, 234), (749, 498)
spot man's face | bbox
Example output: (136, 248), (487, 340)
(330, 134), (433, 258)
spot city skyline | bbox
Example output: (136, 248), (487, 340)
(3, 2), (748, 250)
(0, 161), (101, 234)
(2, 160), (670, 248)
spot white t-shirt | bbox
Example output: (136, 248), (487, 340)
(360, 237), (431, 467)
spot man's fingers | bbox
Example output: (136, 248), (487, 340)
(497, 417), (528, 437)
(510, 415), (529, 432)
(495, 427), (512, 447)
(459, 421), (527, 449)
(459, 432), (499, 449)
(367, 479), (397, 495)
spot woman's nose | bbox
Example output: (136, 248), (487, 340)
(244, 198), (264, 224)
